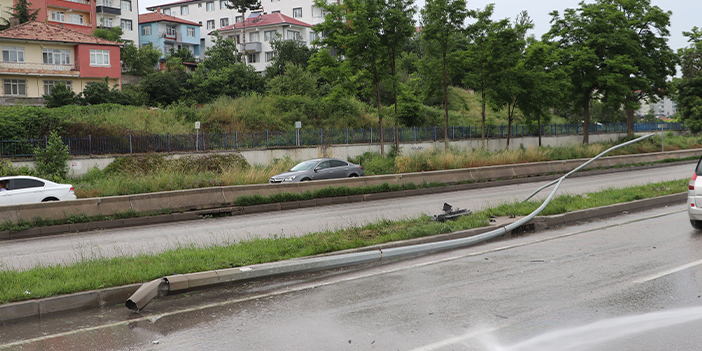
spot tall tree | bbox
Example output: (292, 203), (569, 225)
(486, 11), (532, 149)
(201, 32), (241, 70)
(315, 0), (388, 154)
(674, 27), (702, 132)
(380, 0), (416, 152)
(264, 37), (317, 77)
(92, 27), (123, 42)
(544, 0), (674, 144)
(420, 0), (469, 150)
(121, 42), (162, 76)
(223, 0), (262, 64)
(0, 0), (39, 30)
(462, 4), (504, 148)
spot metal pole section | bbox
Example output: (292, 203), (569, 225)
(196, 130), (199, 152)
(235, 130), (238, 149)
(89, 134), (91, 157)
(522, 133), (654, 202)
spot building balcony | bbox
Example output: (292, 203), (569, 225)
(245, 41), (262, 53)
(96, 5), (121, 15)
(47, 0), (91, 12)
(160, 32), (182, 42)
(0, 62), (80, 77)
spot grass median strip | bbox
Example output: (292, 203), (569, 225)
(0, 179), (688, 304)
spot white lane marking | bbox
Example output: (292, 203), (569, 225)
(634, 258), (702, 284)
(407, 327), (498, 351)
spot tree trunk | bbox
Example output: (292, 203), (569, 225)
(626, 95), (635, 137)
(481, 89), (486, 149)
(392, 47), (398, 154)
(443, 52), (449, 151)
(583, 95), (590, 144)
(538, 116), (542, 147)
(506, 104), (512, 149)
(375, 66), (384, 156)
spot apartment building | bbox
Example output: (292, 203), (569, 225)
(0, 20), (122, 105)
(0, 0), (139, 43)
(145, 0), (324, 51)
(138, 11), (201, 60)
(217, 12), (312, 72)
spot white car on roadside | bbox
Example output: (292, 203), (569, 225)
(0, 176), (76, 206)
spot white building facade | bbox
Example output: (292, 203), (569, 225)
(97, 0), (140, 43)
(145, 0), (323, 53)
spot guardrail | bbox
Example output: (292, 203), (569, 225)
(0, 122), (685, 158)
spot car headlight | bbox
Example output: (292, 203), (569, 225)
(284, 175), (297, 182)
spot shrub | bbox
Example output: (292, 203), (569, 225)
(33, 131), (69, 180)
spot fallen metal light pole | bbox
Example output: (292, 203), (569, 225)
(126, 134), (655, 312)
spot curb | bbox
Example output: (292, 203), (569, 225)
(0, 159), (694, 241)
(0, 191), (688, 321)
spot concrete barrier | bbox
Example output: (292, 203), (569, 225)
(0, 148), (699, 225)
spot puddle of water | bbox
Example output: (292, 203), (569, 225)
(483, 307), (702, 351)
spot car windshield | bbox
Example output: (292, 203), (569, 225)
(290, 160), (319, 171)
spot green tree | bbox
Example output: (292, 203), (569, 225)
(92, 26), (123, 42)
(420, 0), (469, 150)
(42, 82), (80, 108)
(485, 11), (533, 148)
(166, 46), (197, 63)
(266, 63), (318, 97)
(33, 131), (70, 181)
(0, 0), (39, 30)
(380, 0), (416, 152)
(121, 42), (161, 76)
(201, 32), (240, 70)
(264, 37), (316, 77)
(674, 27), (702, 132)
(140, 71), (191, 106)
(188, 63), (265, 103)
(315, 0), (389, 154)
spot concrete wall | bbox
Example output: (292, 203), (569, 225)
(1, 147), (700, 224)
(9, 132), (671, 177)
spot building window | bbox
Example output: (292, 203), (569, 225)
(142, 25), (151, 36)
(249, 31), (259, 42)
(166, 25), (177, 36)
(90, 49), (110, 66)
(163, 8), (171, 15)
(42, 48), (71, 64)
(271, 10), (280, 13)
(247, 53), (259, 63)
(102, 17), (113, 27)
(271, 0), (279, 2)
(43, 80), (72, 95)
(180, 5), (189, 15)
(309, 31), (319, 43)
(2, 46), (24, 62)
(206, 20), (215, 29)
(51, 11), (65, 22)
(206, 1), (214, 11)
(312, 6), (325, 18)
(4, 79), (26, 96)
(164, 43), (174, 53)
(265, 51), (274, 62)
(187, 27), (195, 37)
(121, 0), (132, 11)
(235, 15), (243, 23)
(220, 18), (229, 27)
(293, 7), (302, 18)
(264, 30), (278, 41)
(121, 19), (132, 31)
(69, 13), (84, 24)
(287, 30), (300, 40)
(220, 0), (227, 9)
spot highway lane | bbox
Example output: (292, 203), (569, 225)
(3, 204), (702, 350)
(0, 162), (695, 271)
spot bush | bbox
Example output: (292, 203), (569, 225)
(33, 131), (69, 180)
(43, 82), (80, 108)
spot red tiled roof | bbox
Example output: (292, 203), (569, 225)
(217, 13), (312, 33)
(139, 12), (202, 26)
(0, 21), (121, 46)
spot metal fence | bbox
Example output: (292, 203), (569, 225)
(0, 122), (685, 158)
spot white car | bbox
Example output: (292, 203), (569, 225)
(0, 176), (77, 206)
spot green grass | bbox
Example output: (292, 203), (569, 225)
(0, 178), (687, 304)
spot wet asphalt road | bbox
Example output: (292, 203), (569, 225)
(2, 205), (702, 350)
(0, 162), (696, 270)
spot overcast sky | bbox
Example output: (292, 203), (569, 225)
(138, 0), (700, 51)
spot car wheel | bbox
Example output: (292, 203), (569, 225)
(348, 174), (358, 178)
(300, 178), (311, 182)
(42, 197), (59, 202)
(691, 220), (702, 230)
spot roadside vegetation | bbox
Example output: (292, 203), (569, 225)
(0, 178), (686, 304)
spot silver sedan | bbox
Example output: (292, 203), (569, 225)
(269, 158), (365, 183)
